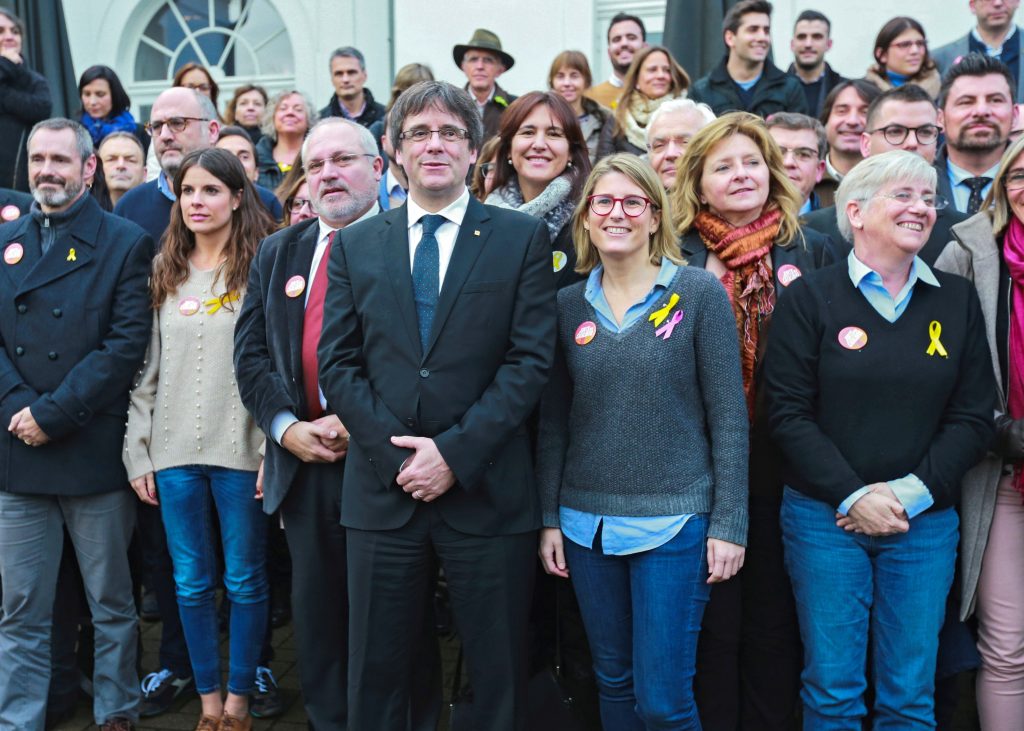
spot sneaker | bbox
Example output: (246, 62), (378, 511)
(249, 665), (285, 718)
(139, 668), (195, 718)
(99, 718), (136, 731)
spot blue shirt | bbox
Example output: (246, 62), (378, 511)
(946, 158), (999, 215)
(559, 258), (695, 555)
(886, 70), (909, 87)
(736, 74), (761, 92)
(156, 171), (175, 202)
(835, 252), (938, 518)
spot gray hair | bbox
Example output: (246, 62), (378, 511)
(330, 46), (366, 70)
(389, 80), (483, 153)
(28, 118), (94, 163)
(301, 117), (379, 162)
(646, 99), (716, 145)
(193, 90), (218, 124)
(261, 90), (318, 141)
(97, 130), (144, 154)
(835, 150), (937, 242)
(766, 112), (827, 159)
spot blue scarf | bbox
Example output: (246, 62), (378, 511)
(885, 70), (909, 88)
(80, 109), (138, 146)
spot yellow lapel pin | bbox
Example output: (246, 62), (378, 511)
(66, 248), (76, 262)
(926, 320), (948, 358)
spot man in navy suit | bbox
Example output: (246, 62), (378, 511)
(318, 80), (556, 731)
(0, 118), (153, 731)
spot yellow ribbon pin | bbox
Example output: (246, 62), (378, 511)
(926, 320), (948, 358)
(66, 248), (76, 262)
(204, 291), (241, 315)
(649, 293), (680, 326)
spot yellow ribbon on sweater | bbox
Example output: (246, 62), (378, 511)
(926, 320), (947, 358)
(649, 293), (680, 327)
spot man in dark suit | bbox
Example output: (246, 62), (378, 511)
(318, 80), (556, 731)
(0, 118), (153, 731)
(803, 84), (967, 264)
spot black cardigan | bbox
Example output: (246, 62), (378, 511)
(764, 262), (995, 510)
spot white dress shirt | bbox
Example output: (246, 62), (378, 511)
(405, 188), (471, 291)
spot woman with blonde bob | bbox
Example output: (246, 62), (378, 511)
(536, 153), (748, 730)
(936, 134), (1024, 727)
(596, 45), (690, 159)
(673, 112), (832, 725)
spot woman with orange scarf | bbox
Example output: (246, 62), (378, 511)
(671, 111), (833, 730)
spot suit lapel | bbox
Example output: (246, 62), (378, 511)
(382, 206), (422, 357)
(0, 217), (33, 288)
(17, 198), (101, 295)
(285, 221), (320, 385)
(423, 199), (489, 359)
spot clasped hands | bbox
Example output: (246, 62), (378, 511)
(281, 414), (349, 463)
(8, 406), (48, 447)
(835, 482), (909, 536)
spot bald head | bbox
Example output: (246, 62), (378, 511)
(149, 87), (220, 177)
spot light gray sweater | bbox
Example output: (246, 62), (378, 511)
(124, 266), (263, 479)
(535, 266), (750, 546)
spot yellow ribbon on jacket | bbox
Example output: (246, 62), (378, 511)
(649, 293), (680, 327)
(926, 320), (947, 358)
(66, 248), (76, 262)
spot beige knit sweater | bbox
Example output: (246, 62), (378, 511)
(124, 265), (263, 480)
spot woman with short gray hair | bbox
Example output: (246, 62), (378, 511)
(764, 150), (995, 728)
(255, 90), (318, 190)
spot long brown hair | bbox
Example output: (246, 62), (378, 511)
(152, 148), (274, 308)
(489, 91), (592, 201)
(613, 46), (690, 135)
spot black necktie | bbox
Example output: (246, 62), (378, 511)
(412, 214), (446, 350)
(964, 176), (992, 215)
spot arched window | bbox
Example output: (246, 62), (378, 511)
(131, 0), (294, 112)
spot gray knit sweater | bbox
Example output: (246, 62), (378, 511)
(536, 265), (749, 546)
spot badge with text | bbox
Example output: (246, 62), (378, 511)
(1, 205), (20, 222)
(552, 250), (567, 272)
(285, 275), (306, 298)
(3, 243), (22, 265)
(777, 264), (802, 287)
(926, 320), (948, 358)
(575, 321), (596, 345)
(838, 326), (868, 351)
(178, 297), (201, 316)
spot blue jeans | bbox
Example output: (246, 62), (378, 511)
(780, 487), (958, 730)
(564, 515), (710, 731)
(156, 465), (268, 695)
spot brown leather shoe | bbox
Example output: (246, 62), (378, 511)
(99, 718), (135, 731)
(218, 711), (252, 731)
(194, 714), (220, 731)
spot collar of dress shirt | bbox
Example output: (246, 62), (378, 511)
(385, 168), (406, 196)
(406, 187), (470, 231)
(609, 75), (624, 88)
(847, 249), (940, 290)
(157, 170), (176, 202)
(946, 156), (1000, 188)
(972, 24), (1017, 54)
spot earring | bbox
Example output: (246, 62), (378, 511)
(507, 158), (512, 164)
(567, 160), (573, 168)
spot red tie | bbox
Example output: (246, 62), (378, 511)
(301, 231), (334, 420)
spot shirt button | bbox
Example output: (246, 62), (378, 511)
(48, 352), (57, 360)
(52, 308), (62, 318)
(16, 304), (26, 314)
(14, 346), (23, 356)
(419, 369), (429, 378)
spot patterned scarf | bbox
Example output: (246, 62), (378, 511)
(621, 93), (677, 151)
(694, 208), (781, 420)
(485, 174), (575, 240)
(1002, 216), (1024, 496)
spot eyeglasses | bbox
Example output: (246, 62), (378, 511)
(305, 152), (376, 175)
(587, 194), (655, 217)
(479, 162), (495, 177)
(288, 197), (312, 212)
(777, 146), (820, 163)
(144, 117), (208, 136)
(184, 82), (212, 93)
(1004, 170), (1024, 191)
(397, 126), (470, 143)
(867, 124), (941, 146)
(872, 191), (948, 210)
(889, 39), (928, 51)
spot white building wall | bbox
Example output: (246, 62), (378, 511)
(58, 0), (987, 121)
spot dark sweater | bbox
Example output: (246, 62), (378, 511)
(113, 178), (283, 244)
(536, 265), (750, 545)
(764, 262), (995, 510)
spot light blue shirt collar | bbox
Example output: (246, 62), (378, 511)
(584, 257), (680, 333)
(156, 171), (175, 202)
(947, 157), (1000, 188)
(847, 250), (940, 290)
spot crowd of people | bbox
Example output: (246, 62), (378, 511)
(0, 0), (1021, 729)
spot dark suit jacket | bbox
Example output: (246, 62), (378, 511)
(234, 217), (328, 515)
(801, 203), (967, 266)
(317, 197), (556, 535)
(0, 195), (153, 495)
(0, 187), (32, 218)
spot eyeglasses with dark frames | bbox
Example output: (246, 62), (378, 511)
(144, 117), (209, 136)
(867, 124), (941, 146)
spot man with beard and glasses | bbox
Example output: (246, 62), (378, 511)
(0, 118), (153, 731)
(586, 13), (647, 110)
(787, 10), (846, 117)
(235, 116), (442, 730)
(97, 131), (146, 209)
(936, 53), (1018, 213)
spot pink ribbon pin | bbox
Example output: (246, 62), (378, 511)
(655, 309), (683, 340)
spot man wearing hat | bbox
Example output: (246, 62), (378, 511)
(454, 28), (517, 139)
